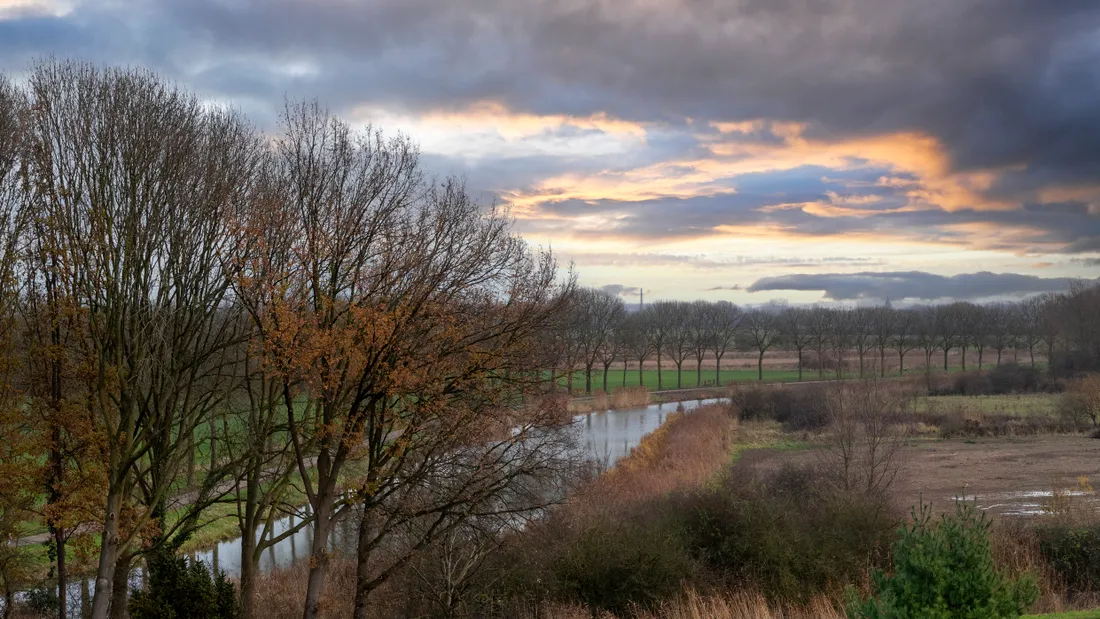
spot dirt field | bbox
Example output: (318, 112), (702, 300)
(734, 435), (1100, 518)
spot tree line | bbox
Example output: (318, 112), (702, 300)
(0, 61), (579, 619)
(555, 284), (1100, 393)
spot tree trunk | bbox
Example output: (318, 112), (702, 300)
(352, 510), (379, 619)
(549, 368), (557, 393)
(797, 349), (803, 381)
(54, 525), (66, 619)
(675, 362), (682, 389)
(186, 432), (195, 488)
(602, 363), (610, 393)
(898, 350), (905, 375)
(240, 527), (257, 619)
(622, 359), (627, 389)
(943, 348), (949, 371)
(208, 418), (217, 469)
(757, 351), (764, 381)
(715, 354), (723, 386)
(960, 345), (967, 371)
(89, 489), (122, 619)
(108, 553), (131, 619)
(656, 351), (662, 390)
(585, 363), (593, 395)
(81, 577), (90, 619)
(302, 494), (334, 619)
(858, 353), (865, 378)
(880, 348), (886, 378)
(696, 359), (702, 387)
(638, 358), (644, 387)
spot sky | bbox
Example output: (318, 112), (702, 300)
(1, 0), (1098, 305)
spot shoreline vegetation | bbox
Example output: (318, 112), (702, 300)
(246, 374), (1100, 618)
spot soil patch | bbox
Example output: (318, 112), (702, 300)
(732, 435), (1100, 517)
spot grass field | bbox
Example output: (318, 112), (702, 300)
(561, 365), (979, 393)
(563, 367), (804, 392)
(916, 393), (1061, 417)
(1026, 612), (1100, 618)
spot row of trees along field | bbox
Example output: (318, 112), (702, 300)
(557, 283), (1100, 393)
(0, 62), (582, 619)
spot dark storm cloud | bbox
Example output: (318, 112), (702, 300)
(599, 284), (640, 297)
(747, 271), (1089, 301)
(3, 0), (1100, 254)
(3, 1), (1100, 181)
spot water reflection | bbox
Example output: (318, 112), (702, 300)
(29, 398), (720, 616)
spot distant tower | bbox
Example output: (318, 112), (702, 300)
(884, 296), (893, 309)
(639, 288), (644, 311)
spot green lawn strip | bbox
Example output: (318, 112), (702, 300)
(562, 365), (991, 393)
(1025, 611), (1100, 618)
(918, 393), (1060, 417)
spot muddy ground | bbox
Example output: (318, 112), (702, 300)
(734, 434), (1100, 517)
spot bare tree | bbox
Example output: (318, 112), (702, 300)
(891, 309), (919, 375)
(916, 307), (941, 387)
(27, 61), (258, 619)
(740, 306), (781, 381)
(828, 308), (854, 379)
(807, 306), (832, 379)
(688, 301), (713, 387)
(241, 101), (578, 619)
(575, 288), (625, 394)
(851, 307), (875, 378)
(707, 301), (742, 386)
(654, 301), (691, 389)
(870, 306), (894, 378)
(622, 312), (654, 388)
(781, 307), (813, 381)
(597, 307), (628, 393)
(820, 379), (909, 498)
(1019, 296), (1045, 368)
(936, 303), (965, 372)
(987, 304), (1013, 367)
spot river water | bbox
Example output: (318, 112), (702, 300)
(26, 398), (721, 616)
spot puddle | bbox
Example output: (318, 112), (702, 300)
(954, 488), (1100, 517)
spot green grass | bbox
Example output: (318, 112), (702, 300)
(1025, 611), (1100, 618)
(917, 393), (1060, 417)
(565, 368), (816, 392)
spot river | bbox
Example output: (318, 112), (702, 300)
(23, 398), (721, 616)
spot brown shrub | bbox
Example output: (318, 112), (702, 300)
(569, 403), (737, 520)
(251, 558), (357, 619)
(1060, 374), (1100, 427)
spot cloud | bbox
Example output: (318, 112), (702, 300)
(747, 271), (1089, 302)
(1071, 257), (1100, 267)
(2, 0), (1099, 288)
(566, 251), (883, 270)
(704, 285), (743, 291)
(4, 2), (1100, 183)
(599, 284), (640, 297)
